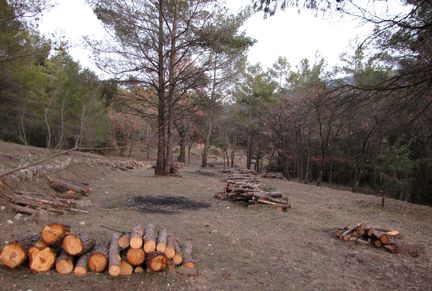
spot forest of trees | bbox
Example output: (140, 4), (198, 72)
(1, 0), (431, 205)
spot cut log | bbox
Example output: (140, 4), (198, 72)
(173, 239), (183, 265)
(55, 250), (74, 274)
(118, 234), (130, 250)
(47, 176), (90, 195)
(143, 224), (156, 253)
(62, 233), (95, 256)
(156, 228), (167, 252)
(88, 240), (109, 273)
(74, 253), (90, 277)
(134, 266), (144, 273)
(340, 225), (358, 241)
(28, 240), (48, 260)
(1, 235), (39, 268)
(130, 225), (144, 249)
(369, 230), (390, 245)
(145, 251), (168, 272)
(181, 241), (196, 269)
(55, 191), (82, 200)
(373, 239), (383, 248)
(126, 247), (145, 266)
(165, 235), (176, 259)
(119, 260), (133, 276)
(108, 233), (121, 277)
(29, 247), (56, 272)
(41, 223), (70, 245)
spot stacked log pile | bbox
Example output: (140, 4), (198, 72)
(111, 160), (144, 171)
(112, 160), (145, 171)
(216, 172), (291, 212)
(262, 172), (285, 179)
(0, 223), (196, 276)
(5, 191), (87, 215)
(335, 223), (416, 254)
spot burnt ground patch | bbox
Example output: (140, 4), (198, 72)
(124, 195), (211, 214)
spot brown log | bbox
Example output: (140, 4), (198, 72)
(126, 247), (145, 266)
(29, 247), (57, 272)
(55, 191), (82, 200)
(28, 240), (48, 260)
(118, 233), (130, 250)
(156, 228), (168, 253)
(119, 260), (133, 276)
(47, 176), (90, 195)
(10, 204), (38, 215)
(340, 225), (358, 241)
(74, 253), (90, 277)
(373, 239), (383, 248)
(108, 233), (121, 276)
(41, 223), (71, 245)
(1, 235), (39, 268)
(145, 251), (168, 272)
(88, 240), (109, 273)
(369, 230), (391, 245)
(165, 235), (176, 259)
(173, 239), (183, 265)
(134, 266), (144, 273)
(130, 225), (144, 249)
(55, 250), (74, 274)
(181, 241), (196, 269)
(143, 224), (156, 253)
(62, 233), (95, 256)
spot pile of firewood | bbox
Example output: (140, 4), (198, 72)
(0, 223), (196, 276)
(262, 172), (285, 179)
(215, 172), (291, 212)
(112, 160), (145, 171)
(5, 191), (87, 215)
(335, 223), (407, 253)
(169, 163), (182, 176)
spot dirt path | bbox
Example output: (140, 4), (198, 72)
(1, 164), (431, 290)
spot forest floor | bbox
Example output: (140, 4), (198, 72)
(0, 142), (431, 290)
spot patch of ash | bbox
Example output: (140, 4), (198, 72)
(124, 195), (210, 214)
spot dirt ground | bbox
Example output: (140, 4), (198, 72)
(0, 142), (431, 290)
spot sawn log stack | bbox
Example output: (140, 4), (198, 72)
(215, 169), (291, 211)
(0, 223), (196, 276)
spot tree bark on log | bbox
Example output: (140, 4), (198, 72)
(108, 233), (121, 277)
(144, 224), (156, 253)
(41, 223), (70, 246)
(126, 247), (145, 266)
(74, 252), (90, 276)
(145, 251), (168, 272)
(62, 233), (95, 256)
(55, 250), (74, 274)
(181, 241), (196, 269)
(88, 240), (109, 273)
(46, 176), (90, 195)
(130, 225), (144, 249)
(156, 228), (167, 252)
(173, 239), (182, 265)
(165, 235), (175, 259)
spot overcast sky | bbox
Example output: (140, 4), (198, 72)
(38, 0), (405, 75)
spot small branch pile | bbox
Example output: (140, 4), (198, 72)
(215, 172), (291, 212)
(221, 168), (257, 175)
(335, 223), (410, 254)
(262, 172), (285, 179)
(0, 223), (196, 276)
(5, 191), (86, 215)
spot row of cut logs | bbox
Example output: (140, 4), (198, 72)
(215, 172), (291, 212)
(0, 223), (196, 276)
(335, 223), (404, 253)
